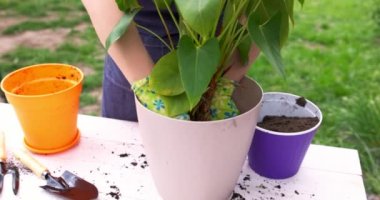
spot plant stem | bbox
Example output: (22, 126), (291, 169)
(190, 73), (219, 121)
(183, 22), (201, 46)
(153, 0), (174, 49)
(191, 0), (252, 120)
(224, 26), (247, 70)
(163, 0), (181, 35)
(136, 24), (172, 50)
(218, 0), (249, 65)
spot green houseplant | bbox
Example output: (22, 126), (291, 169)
(106, 1), (304, 199)
(107, 0), (304, 121)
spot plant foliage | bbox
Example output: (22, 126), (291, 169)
(107, 0), (303, 119)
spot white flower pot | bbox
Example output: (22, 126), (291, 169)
(135, 77), (262, 200)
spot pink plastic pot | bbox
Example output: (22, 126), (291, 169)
(135, 77), (263, 200)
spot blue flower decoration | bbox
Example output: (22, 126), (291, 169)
(227, 100), (235, 109)
(224, 111), (237, 119)
(153, 99), (165, 111)
(210, 108), (217, 118)
(176, 114), (190, 120)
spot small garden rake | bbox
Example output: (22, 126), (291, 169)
(0, 131), (19, 195)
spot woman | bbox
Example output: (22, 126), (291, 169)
(81, 0), (259, 121)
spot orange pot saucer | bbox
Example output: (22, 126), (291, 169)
(23, 129), (81, 154)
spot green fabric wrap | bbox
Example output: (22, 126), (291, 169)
(132, 77), (239, 120)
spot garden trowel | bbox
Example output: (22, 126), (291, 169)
(13, 149), (98, 199)
(0, 131), (19, 195)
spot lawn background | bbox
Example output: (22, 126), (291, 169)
(0, 0), (379, 197)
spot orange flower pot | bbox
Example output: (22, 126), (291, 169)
(1, 63), (83, 154)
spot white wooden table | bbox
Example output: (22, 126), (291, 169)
(0, 103), (367, 200)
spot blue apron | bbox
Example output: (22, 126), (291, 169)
(102, 1), (178, 121)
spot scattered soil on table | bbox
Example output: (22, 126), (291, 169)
(119, 153), (130, 157)
(140, 160), (149, 169)
(257, 115), (319, 133)
(107, 185), (121, 200)
(231, 191), (246, 200)
(233, 173), (318, 199)
(6, 157), (33, 175)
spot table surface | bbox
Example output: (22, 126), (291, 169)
(0, 103), (367, 200)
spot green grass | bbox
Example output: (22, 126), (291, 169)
(80, 93), (98, 107)
(249, 0), (380, 194)
(0, 0), (379, 195)
(2, 16), (88, 35)
(0, 0), (104, 115)
(347, 96), (380, 194)
(0, 0), (84, 17)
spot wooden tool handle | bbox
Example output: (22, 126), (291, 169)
(0, 131), (6, 161)
(13, 149), (48, 178)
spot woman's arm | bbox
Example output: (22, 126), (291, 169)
(81, 0), (153, 83)
(224, 44), (260, 81)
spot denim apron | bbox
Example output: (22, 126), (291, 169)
(102, 1), (178, 121)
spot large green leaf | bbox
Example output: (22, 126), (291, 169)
(177, 36), (220, 108)
(284, 0), (295, 24)
(279, 0), (295, 47)
(105, 11), (139, 51)
(251, 0), (290, 47)
(161, 92), (191, 117)
(115, 0), (141, 12)
(150, 51), (184, 96)
(245, 0), (260, 16)
(174, 0), (222, 37)
(248, 11), (285, 75)
(279, 10), (290, 47)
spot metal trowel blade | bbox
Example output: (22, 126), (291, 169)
(59, 170), (98, 199)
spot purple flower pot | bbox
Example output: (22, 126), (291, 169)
(248, 92), (323, 179)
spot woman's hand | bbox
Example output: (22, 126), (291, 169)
(224, 43), (260, 82)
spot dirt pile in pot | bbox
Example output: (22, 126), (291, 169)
(257, 116), (319, 133)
